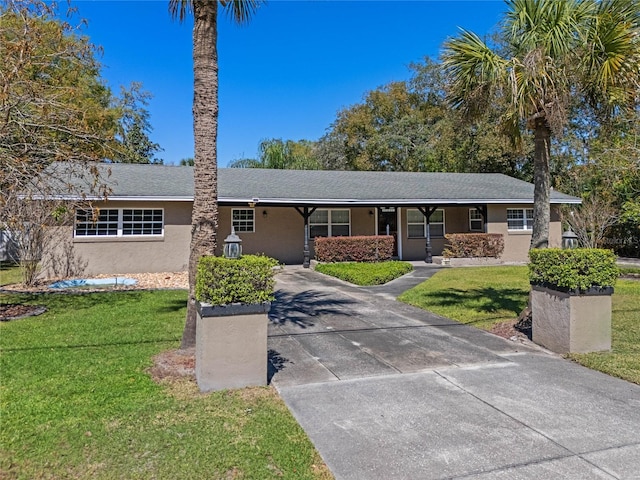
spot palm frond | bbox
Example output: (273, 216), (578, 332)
(168, 0), (192, 22)
(219, 0), (264, 25)
(442, 29), (508, 115)
(581, 0), (640, 112)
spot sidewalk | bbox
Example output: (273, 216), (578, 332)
(269, 267), (640, 480)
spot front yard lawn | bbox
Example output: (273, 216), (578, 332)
(0, 262), (22, 286)
(398, 266), (640, 385)
(398, 266), (530, 331)
(315, 261), (413, 286)
(0, 290), (331, 479)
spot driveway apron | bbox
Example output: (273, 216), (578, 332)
(268, 266), (640, 480)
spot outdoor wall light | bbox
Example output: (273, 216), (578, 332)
(369, 210), (374, 217)
(562, 228), (579, 249)
(262, 210), (268, 218)
(223, 227), (243, 259)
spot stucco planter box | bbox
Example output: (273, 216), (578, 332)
(531, 285), (612, 354)
(195, 301), (271, 392)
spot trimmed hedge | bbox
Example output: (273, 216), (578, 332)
(314, 235), (394, 262)
(528, 248), (618, 292)
(195, 255), (279, 305)
(443, 233), (504, 258)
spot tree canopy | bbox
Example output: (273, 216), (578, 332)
(316, 58), (534, 179)
(229, 138), (320, 169)
(442, 0), (640, 248)
(0, 1), (118, 204)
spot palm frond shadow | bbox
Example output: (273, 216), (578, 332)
(414, 287), (527, 316)
(269, 289), (358, 329)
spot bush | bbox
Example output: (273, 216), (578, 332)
(196, 255), (279, 305)
(314, 236), (394, 262)
(443, 233), (504, 258)
(528, 248), (618, 292)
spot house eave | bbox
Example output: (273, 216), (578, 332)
(217, 197), (582, 206)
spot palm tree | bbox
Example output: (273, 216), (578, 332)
(442, 0), (639, 249)
(169, 0), (262, 349)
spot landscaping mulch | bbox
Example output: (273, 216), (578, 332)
(1, 271), (189, 293)
(147, 348), (195, 382)
(0, 303), (47, 321)
(489, 319), (531, 342)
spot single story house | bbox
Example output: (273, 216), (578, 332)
(45, 164), (580, 275)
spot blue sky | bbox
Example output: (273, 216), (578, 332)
(73, 0), (507, 166)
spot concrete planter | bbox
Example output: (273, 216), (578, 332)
(439, 257), (503, 267)
(531, 284), (612, 354)
(195, 301), (271, 392)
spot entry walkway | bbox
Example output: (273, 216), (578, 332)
(268, 266), (640, 480)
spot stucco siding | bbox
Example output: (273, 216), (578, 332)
(487, 204), (562, 262)
(46, 201), (192, 275)
(216, 206), (305, 264)
(41, 200), (566, 276)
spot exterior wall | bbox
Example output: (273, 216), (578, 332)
(216, 206), (376, 264)
(45, 201), (192, 276)
(487, 204), (562, 263)
(44, 201), (565, 276)
(216, 206), (304, 264)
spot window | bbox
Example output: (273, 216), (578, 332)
(75, 209), (164, 237)
(507, 208), (534, 231)
(232, 209), (254, 233)
(309, 209), (350, 238)
(407, 209), (445, 238)
(122, 209), (163, 235)
(469, 208), (484, 231)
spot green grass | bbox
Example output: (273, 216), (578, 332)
(619, 266), (640, 276)
(0, 290), (331, 479)
(0, 262), (22, 286)
(568, 279), (640, 384)
(314, 261), (413, 286)
(398, 266), (640, 384)
(398, 266), (530, 330)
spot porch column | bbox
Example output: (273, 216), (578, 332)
(417, 206), (439, 264)
(474, 205), (488, 233)
(295, 206), (317, 268)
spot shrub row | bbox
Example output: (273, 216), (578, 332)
(196, 255), (279, 305)
(528, 248), (618, 292)
(443, 233), (504, 258)
(314, 235), (394, 262)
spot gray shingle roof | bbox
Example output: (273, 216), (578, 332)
(91, 163), (580, 205)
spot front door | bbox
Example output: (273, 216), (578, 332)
(378, 207), (398, 256)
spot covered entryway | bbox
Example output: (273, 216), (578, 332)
(376, 207), (398, 256)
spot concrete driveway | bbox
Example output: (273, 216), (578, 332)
(268, 266), (640, 480)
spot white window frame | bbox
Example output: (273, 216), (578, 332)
(74, 208), (164, 238)
(469, 208), (485, 232)
(407, 208), (445, 238)
(309, 209), (351, 238)
(507, 208), (534, 231)
(232, 208), (255, 233)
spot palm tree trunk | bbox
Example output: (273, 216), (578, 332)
(530, 118), (551, 249)
(181, 0), (219, 349)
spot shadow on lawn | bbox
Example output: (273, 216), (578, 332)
(1, 290), (187, 313)
(413, 287), (528, 316)
(269, 289), (358, 330)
